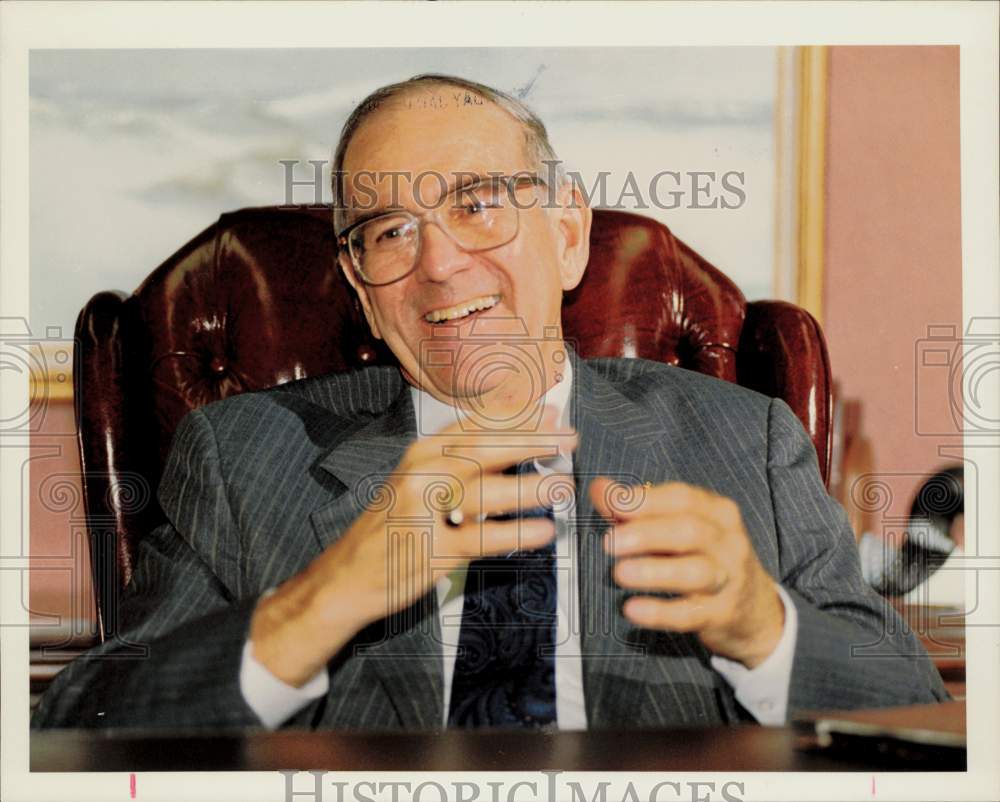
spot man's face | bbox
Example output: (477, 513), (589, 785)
(338, 89), (591, 409)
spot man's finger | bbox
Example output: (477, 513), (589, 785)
(613, 555), (725, 595)
(591, 477), (741, 529)
(395, 433), (576, 507)
(433, 516), (556, 561)
(621, 595), (717, 633)
(433, 434), (576, 477)
(447, 472), (570, 522)
(603, 515), (719, 556)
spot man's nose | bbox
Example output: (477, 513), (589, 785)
(414, 221), (472, 282)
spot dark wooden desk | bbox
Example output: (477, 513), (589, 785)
(29, 605), (966, 774)
(31, 718), (964, 773)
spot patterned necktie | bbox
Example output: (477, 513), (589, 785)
(447, 460), (558, 728)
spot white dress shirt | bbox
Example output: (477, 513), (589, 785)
(241, 360), (797, 728)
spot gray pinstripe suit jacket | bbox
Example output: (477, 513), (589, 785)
(33, 351), (946, 730)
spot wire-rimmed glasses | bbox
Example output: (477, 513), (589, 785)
(337, 175), (544, 286)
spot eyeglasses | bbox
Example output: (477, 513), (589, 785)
(337, 175), (544, 286)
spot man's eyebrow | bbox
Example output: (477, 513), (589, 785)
(341, 172), (505, 230)
(342, 206), (402, 232)
(449, 172), (496, 192)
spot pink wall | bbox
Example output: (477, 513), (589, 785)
(825, 46), (963, 524)
(29, 399), (97, 636)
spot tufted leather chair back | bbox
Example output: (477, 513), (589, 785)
(75, 206), (832, 640)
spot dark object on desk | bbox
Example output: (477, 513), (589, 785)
(796, 700), (966, 771)
(871, 465), (963, 597)
(74, 205), (834, 640)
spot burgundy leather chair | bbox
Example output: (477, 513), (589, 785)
(75, 206), (832, 640)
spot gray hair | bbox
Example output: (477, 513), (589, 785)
(331, 73), (566, 232)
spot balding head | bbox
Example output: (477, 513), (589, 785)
(332, 74), (564, 232)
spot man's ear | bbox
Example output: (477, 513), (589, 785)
(337, 250), (383, 340)
(553, 181), (592, 292)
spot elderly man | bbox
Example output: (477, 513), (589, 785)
(33, 75), (945, 731)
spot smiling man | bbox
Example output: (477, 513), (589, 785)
(33, 75), (946, 731)
(333, 83), (582, 417)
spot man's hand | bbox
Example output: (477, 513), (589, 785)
(251, 407), (576, 687)
(591, 477), (784, 669)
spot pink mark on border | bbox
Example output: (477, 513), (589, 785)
(871, 775), (876, 796)
(130, 773), (136, 798)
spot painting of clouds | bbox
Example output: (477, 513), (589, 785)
(30, 48), (777, 336)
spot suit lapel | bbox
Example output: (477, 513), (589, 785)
(569, 353), (665, 727)
(569, 353), (722, 728)
(309, 380), (443, 730)
(309, 385), (417, 551)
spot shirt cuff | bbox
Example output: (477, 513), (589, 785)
(709, 584), (797, 726)
(239, 641), (329, 730)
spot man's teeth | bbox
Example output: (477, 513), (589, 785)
(424, 294), (501, 323)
